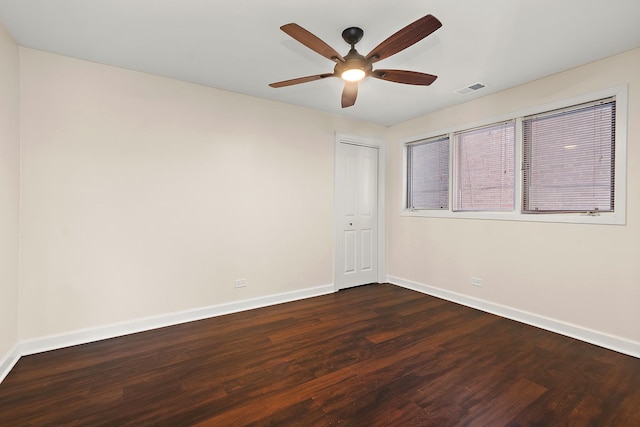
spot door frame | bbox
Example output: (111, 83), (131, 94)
(333, 133), (386, 290)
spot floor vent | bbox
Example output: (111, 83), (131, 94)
(455, 82), (487, 95)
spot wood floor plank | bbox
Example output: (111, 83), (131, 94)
(465, 377), (548, 425)
(1, 283), (639, 426)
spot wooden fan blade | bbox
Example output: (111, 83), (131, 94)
(372, 69), (438, 86)
(269, 73), (335, 88)
(281, 23), (345, 62)
(341, 82), (358, 108)
(366, 14), (442, 63)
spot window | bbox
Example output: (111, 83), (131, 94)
(402, 86), (626, 224)
(453, 121), (515, 211)
(523, 98), (615, 213)
(407, 135), (449, 210)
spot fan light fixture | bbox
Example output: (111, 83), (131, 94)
(341, 68), (366, 82)
(269, 15), (442, 108)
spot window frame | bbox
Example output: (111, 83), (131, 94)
(401, 85), (627, 225)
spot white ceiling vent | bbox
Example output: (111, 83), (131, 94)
(455, 82), (487, 95)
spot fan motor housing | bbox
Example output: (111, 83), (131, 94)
(335, 49), (371, 77)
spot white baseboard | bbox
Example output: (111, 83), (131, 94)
(5, 278), (636, 385)
(1, 284), (335, 383)
(0, 344), (21, 384)
(387, 275), (640, 359)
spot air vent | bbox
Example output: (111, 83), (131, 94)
(455, 82), (487, 95)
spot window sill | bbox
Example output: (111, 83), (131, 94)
(401, 209), (625, 225)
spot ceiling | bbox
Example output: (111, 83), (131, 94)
(1, 0), (639, 127)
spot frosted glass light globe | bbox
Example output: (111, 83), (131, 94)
(341, 68), (366, 82)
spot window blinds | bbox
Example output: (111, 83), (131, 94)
(407, 136), (449, 210)
(523, 98), (615, 213)
(452, 121), (515, 211)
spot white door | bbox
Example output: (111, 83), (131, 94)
(335, 141), (379, 289)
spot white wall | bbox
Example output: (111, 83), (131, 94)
(0, 24), (20, 367)
(18, 48), (385, 340)
(386, 48), (640, 345)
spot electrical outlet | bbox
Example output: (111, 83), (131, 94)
(234, 279), (247, 288)
(470, 277), (483, 287)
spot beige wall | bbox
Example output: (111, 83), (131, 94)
(18, 48), (385, 340)
(7, 41), (640, 350)
(0, 25), (20, 358)
(386, 48), (640, 343)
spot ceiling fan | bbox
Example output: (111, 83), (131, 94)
(269, 14), (442, 108)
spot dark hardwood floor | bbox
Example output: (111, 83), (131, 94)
(1, 283), (639, 426)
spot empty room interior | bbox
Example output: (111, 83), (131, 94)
(1, 0), (639, 425)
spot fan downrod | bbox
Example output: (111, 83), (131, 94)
(341, 27), (364, 46)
